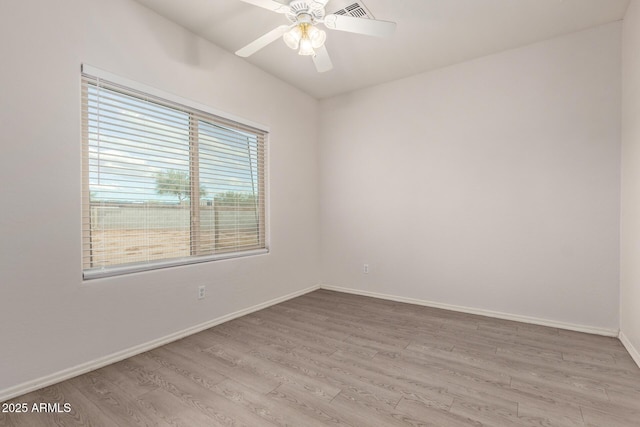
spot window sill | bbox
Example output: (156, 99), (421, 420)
(83, 248), (269, 281)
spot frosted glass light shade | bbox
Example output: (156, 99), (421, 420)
(298, 38), (315, 56)
(308, 26), (326, 49)
(283, 26), (302, 50)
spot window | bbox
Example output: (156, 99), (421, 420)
(81, 66), (268, 279)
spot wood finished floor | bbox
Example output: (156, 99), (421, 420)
(2, 289), (640, 426)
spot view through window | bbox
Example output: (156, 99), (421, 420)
(81, 71), (267, 279)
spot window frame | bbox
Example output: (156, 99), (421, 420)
(81, 64), (270, 280)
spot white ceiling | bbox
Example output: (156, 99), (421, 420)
(134, 0), (630, 99)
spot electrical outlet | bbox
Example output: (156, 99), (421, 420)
(363, 264), (369, 274)
(198, 285), (206, 300)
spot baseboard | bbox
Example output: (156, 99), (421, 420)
(619, 331), (640, 369)
(0, 284), (320, 403)
(320, 284), (619, 337)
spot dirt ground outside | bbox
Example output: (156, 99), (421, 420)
(86, 229), (259, 267)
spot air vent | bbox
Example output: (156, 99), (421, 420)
(331, 2), (374, 19)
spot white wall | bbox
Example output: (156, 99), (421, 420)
(0, 0), (320, 393)
(621, 0), (640, 363)
(319, 23), (622, 331)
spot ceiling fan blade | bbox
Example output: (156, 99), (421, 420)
(237, 0), (290, 13)
(235, 25), (291, 57)
(313, 45), (333, 73)
(323, 14), (396, 38)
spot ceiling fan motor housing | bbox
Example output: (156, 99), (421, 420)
(285, 0), (326, 23)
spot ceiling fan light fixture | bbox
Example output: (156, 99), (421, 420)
(283, 25), (302, 49)
(308, 26), (326, 49)
(292, 22), (323, 56)
(298, 37), (316, 56)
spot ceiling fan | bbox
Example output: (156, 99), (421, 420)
(235, 0), (396, 72)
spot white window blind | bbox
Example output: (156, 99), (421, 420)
(81, 67), (268, 280)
